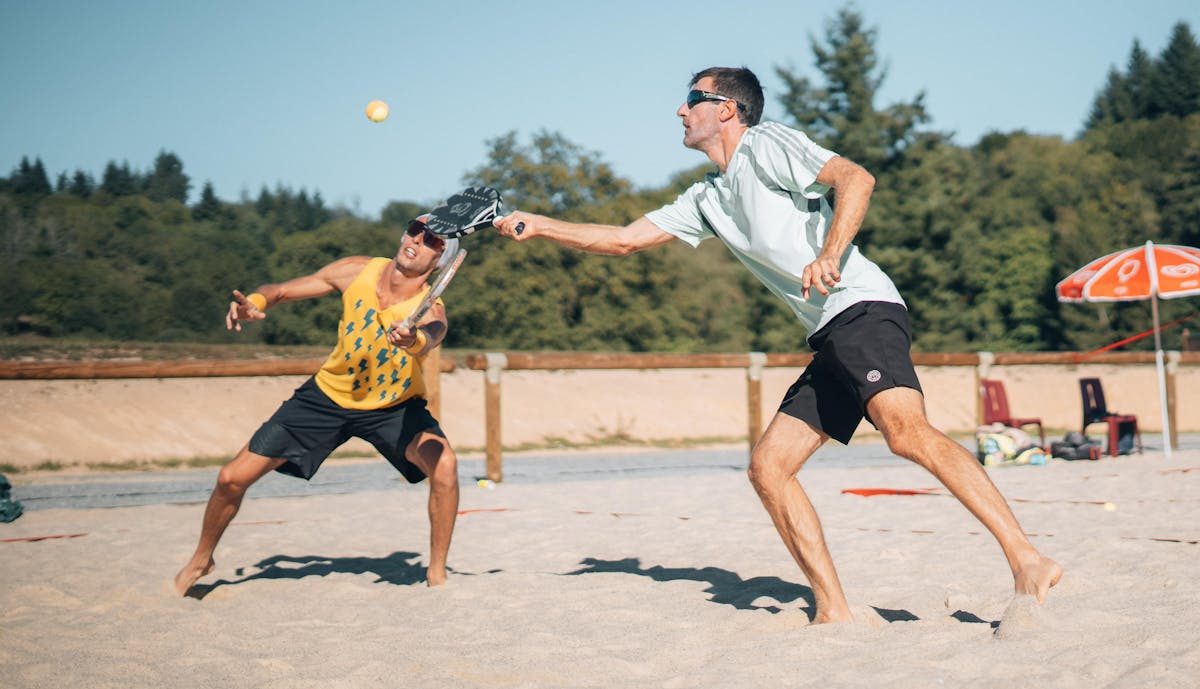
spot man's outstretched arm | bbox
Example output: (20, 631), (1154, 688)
(226, 256), (369, 331)
(493, 214), (675, 256)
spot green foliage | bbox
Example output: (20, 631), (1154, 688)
(99, 161), (140, 198)
(252, 184), (331, 234)
(1087, 22), (1200, 128)
(775, 7), (939, 174)
(145, 150), (190, 204)
(1, 12), (1196, 355)
(4, 157), (53, 197)
(439, 132), (759, 352)
(1154, 22), (1200, 118)
(192, 181), (223, 222)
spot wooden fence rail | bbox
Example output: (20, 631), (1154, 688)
(464, 350), (1200, 482)
(0, 350), (456, 418)
(3, 349), (1196, 480)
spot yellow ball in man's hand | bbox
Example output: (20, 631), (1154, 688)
(366, 100), (389, 123)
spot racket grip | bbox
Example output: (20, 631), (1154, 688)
(515, 222), (525, 235)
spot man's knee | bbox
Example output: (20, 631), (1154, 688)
(216, 451), (277, 495)
(883, 430), (919, 461)
(216, 463), (257, 495)
(411, 435), (457, 489)
(882, 420), (956, 466)
(747, 416), (823, 491)
(428, 450), (457, 491)
(747, 448), (793, 492)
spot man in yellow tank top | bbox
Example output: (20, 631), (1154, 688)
(175, 217), (460, 596)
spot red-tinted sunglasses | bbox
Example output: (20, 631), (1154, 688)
(406, 221), (446, 252)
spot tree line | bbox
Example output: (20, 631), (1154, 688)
(2, 10), (1199, 354)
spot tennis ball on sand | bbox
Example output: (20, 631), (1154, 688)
(366, 100), (389, 122)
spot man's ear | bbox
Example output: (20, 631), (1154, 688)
(719, 101), (740, 123)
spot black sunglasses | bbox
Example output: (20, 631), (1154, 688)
(406, 221), (446, 252)
(686, 89), (747, 113)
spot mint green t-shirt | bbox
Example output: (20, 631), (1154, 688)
(645, 121), (904, 338)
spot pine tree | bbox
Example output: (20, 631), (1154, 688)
(192, 181), (223, 221)
(66, 170), (94, 198)
(1153, 22), (1200, 118)
(10, 157), (52, 196)
(1087, 68), (1133, 127)
(1089, 22), (1200, 129)
(145, 150), (190, 203)
(1127, 41), (1160, 118)
(255, 186), (273, 216)
(101, 161), (139, 197)
(774, 7), (935, 173)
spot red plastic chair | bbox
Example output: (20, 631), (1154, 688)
(980, 379), (1045, 448)
(1079, 378), (1142, 456)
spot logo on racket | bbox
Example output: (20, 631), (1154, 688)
(450, 201), (473, 218)
(866, 369), (882, 383)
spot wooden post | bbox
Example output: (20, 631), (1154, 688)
(975, 352), (993, 427)
(746, 352), (766, 451)
(484, 353), (507, 482)
(1167, 350), (1180, 450)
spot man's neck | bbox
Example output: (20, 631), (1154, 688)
(382, 259), (430, 298)
(707, 125), (749, 173)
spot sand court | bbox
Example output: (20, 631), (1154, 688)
(2, 447), (1198, 688)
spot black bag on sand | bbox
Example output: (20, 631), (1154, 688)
(1049, 432), (1102, 461)
(0, 473), (24, 523)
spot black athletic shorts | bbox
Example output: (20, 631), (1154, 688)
(248, 377), (441, 483)
(778, 301), (922, 444)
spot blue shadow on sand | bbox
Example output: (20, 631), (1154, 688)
(564, 557), (941, 624)
(564, 556), (816, 616)
(185, 550), (449, 599)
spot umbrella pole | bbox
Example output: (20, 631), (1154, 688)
(1153, 296), (1173, 458)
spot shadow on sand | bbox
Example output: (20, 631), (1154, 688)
(563, 557), (991, 625)
(186, 550), (439, 599)
(564, 556), (816, 616)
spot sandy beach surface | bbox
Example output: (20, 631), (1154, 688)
(3, 444), (1198, 689)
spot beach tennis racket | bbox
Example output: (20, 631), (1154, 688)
(423, 186), (523, 237)
(392, 248), (467, 332)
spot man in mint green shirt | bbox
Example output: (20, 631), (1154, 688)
(495, 66), (1061, 624)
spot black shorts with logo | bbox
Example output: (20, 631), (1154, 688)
(248, 377), (440, 483)
(778, 301), (922, 444)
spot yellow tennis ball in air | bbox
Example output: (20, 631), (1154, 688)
(366, 100), (389, 123)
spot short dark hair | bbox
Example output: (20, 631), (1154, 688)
(690, 66), (763, 126)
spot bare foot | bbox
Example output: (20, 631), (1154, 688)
(1013, 555), (1062, 603)
(811, 605), (855, 625)
(174, 558), (215, 596)
(426, 567), (446, 587)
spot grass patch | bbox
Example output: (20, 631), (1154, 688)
(457, 433), (746, 455)
(0, 335), (332, 362)
(3, 435), (746, 476)
(0, 335), (485, 364)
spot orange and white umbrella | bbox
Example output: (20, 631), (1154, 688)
(1056, 240), (1199, 456)
(1056, 242), (1200, 303)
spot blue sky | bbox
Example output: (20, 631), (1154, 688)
(2, 1), (1197, 219)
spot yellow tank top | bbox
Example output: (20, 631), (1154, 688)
(313, 257), (437, 409)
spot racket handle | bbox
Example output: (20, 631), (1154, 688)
(515, 222), (525, 235)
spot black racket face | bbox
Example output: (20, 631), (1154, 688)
(425, 186), (503, 238)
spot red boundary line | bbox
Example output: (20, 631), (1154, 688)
(0, 532), (88, 543)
